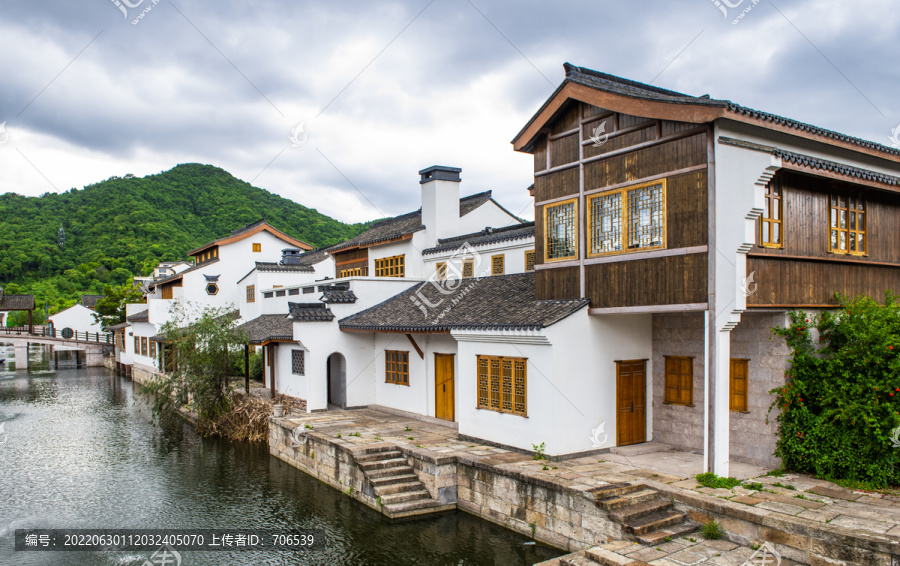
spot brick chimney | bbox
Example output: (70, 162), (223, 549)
(419, 165), (461, 246)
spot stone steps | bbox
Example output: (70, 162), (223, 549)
(592, 482), (696, 544)
(625, 510), (686, 536)
(634, 519), (698, 545)
(596, 489), (658, 511)
(353, 445), (447, 519)
(609, 499), (672, 524)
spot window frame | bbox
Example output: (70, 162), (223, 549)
(252, 243), (262, 253)
(435, 262), (447, 281)
(141, 337), (148, 357)
(524, 250), (535, 272)
(730, 358), (749, 412)
(828, 191), (866, 256)
(385, 350), (410, 385)
(759, 177), (783, 249)
(374, 255), (406, 278)
(339, 267), (365, 278)
(587, 179), (667, 258)
(543, 197), (579, 262)
(134, 336), (140, 353)
(462, 259), (474, 278)
(292, 350), (305, 376)
(476, 355), (527, 417)
(663, 355), (693, 406)
(246, 285), (256, 303)
(491, 254), (505, 276)
(150, 339), (157, 359)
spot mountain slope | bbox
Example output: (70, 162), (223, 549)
(0, 163), (371, 319)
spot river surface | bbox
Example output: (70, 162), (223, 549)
(0, 345), (563, 566)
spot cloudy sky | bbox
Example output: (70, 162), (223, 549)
(1, 0), (898, 224)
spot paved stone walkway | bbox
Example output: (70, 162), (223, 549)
(280, 407), (900, 545)
(538, 538), (799, 565)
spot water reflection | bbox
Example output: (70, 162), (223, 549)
(0, 349), (562, 566)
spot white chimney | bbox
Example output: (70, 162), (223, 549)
(420, 165), (461, 246)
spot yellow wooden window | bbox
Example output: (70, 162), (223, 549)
(664, 356), (693, 406)
(252, 243), (262, 253)
(476, 355), (527, 417)
(246, 285), (255, 303)
(436, 262), (447, 281)
(587, 180), (666, 257)
(730, 359), (749, 412)
(374, 255), (405, 277)
(339, 267), (365, 278)
(524, 250), (535, 271)
(462, 259), (474, 278)
(491, 255), (505, 276)
(829, 192), (866, 255)
(544, 198), (578, 261)
(760, 177), (783, 248)
(385, 350), (409, 385)
(141, 337), (148, 357)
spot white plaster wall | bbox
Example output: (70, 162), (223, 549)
(423, 240), (535, 279)
(369, 237), (425, 280)
(459, 199), (522, 233)
(49, 304), (103, 335)
(421, 178), (460, 246)
(130, 321), (158, 369)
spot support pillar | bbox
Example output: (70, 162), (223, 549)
(710, 329), (732, 477)
(269, 344), (276, 398)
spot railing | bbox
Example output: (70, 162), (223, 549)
(1, 325), (113, 344)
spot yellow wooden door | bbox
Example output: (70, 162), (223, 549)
(435, 353), (455, 421)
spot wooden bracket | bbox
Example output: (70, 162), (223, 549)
(406, 334), (424, 359)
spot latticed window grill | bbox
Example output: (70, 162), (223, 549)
(374, 255), (405, 277)
(491, 255), (505, 276)
(545, 199), (577, 261)
(589, 191), (622, 254)
(627, 183), (664, 250)
(292, 350), (305, 376)
(462, 259), (474, 278)
(385, 350), (409, 385)
(246, 285), (255, 303)
(339, 267), (365, 278)
(760, 177), (783, 248)
(476, 355), (527, 417)
(436, 262), (447, 281)
(830, 192), (865, 255)
(524, 250), (535, 271)
(150, 340), (157, 359)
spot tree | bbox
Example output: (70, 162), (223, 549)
(145, 304), (248, 429)
(92, 281), (146, 329)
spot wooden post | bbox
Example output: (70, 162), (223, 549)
(244, 345), (250, 394)
(54, 350), (59, 369)
(28, 310), (33, 335)
(269, 344), (276, 398)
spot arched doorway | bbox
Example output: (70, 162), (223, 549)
(326, 353), (347, 409)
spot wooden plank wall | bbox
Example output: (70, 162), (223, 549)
(532, 100), (709, 305)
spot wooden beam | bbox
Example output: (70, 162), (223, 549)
(405, 334), (424, 359)
(244, 345), (250, 395)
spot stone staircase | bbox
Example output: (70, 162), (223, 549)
(592, 482), (697, 545)
(355, 446), (452, 519)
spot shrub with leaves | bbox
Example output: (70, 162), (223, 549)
(770, 292), (900, 488)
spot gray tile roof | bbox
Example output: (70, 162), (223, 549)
(107, 322), (131, 331)
(0, 294), (35, 311)
(255, 262), (315, 273)
(286, 248), (331, 266)
(423, 222), (535, 255)
(329, 191), (495, 251)
(149, 258), (216, 289)
(515, 62), (900, 159)
(288, 302), (336, 322)
(321, 289), (358, 303)
(81, 295), (104, 309)
(339, 272), (588, 333)
(126, 309), (149, 322)
(238, 314), (294, 344)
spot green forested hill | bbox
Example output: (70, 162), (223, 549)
(0, 163), (372, 321)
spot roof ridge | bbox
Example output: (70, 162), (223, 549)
(564, 62), (691, 99)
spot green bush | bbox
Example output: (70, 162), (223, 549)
(249, 351), (264, 382)
(770, 293), (900, 488)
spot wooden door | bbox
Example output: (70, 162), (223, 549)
(434, 353), (455, 421)
(730, 359), (749, 412)
(616, 360), (647, 446)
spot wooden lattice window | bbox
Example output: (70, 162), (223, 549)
(246, 285), (255, 303)
(339, 267), (365, 278)
(436, 262), (447, 281)
(134, 336), (140, 353)
(760, 177), (783, 248)
(141, 337), (148, 357)
(252, 243), (262, 253)
(374, 255), (405, 278)
(588, 190), (623, 255)
(664, 356), (693, 406)
(491, 255), (505, 276)
(730, 359), (749, 412)
(150, 340), (157, 359)
(544, 198), (578, 261)
(385, 350), (409, 385)
(829, 192), (866, 255)
(462, 259), (474, 278)
(627, 182), (665, 250)
(292, 350), (305, 376)
(476, 355), (527, 417)
(524, 250), (535, 271)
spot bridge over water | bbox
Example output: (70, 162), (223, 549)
(1, 326), (113, 369)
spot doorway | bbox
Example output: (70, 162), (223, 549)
(434, 353), (455, 421)
(327, 353), (346, 408)
(616, 360), (647, 446)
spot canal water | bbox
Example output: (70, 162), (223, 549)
(0, 345), (563, 566)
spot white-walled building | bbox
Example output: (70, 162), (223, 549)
(48, 295), (105, 337)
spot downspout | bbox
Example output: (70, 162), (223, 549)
(706, 124), (717, 474)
